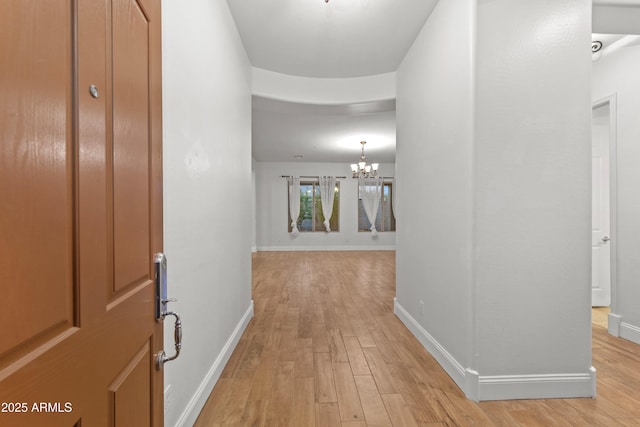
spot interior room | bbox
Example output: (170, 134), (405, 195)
(166, 0), (640, 424)
(2, 0), (640, 426)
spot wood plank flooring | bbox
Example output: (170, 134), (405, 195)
(194, 251), (640, 426)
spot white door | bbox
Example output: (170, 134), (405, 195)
(592, 102), (611, 307)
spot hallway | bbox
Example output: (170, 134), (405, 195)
(195, 251), (640, 426)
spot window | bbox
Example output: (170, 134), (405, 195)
(288, 181), (340, 232)
(358, 181), (395, 232)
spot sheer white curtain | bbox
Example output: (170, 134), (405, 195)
(318, 176), (336, 232)
(288, 176), (300, 236)
(359, 176), (382, 236)
(391, 177), (396, 219)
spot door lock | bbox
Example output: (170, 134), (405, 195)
(154, 253), (182, 370)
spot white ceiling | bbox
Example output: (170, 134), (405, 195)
(230, 2), (627, 164)
(226, 0), (440, 164)
(252, 97), (396, 163)
(226, 0), (439, 78)
(592, 33), (640, 61)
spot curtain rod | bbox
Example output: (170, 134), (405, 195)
(281, 175), (347, 179)
(281, 175), (394, 179)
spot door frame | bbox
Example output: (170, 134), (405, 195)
(592, 93), (618, 332)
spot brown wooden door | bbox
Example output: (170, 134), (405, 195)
(0, 0), (164, 425)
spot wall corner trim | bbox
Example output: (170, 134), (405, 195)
(608, 313), (622, 336)
(174, 300), (255, 427)
(464, 369), (480, 402)
(394, 298), (597, 401)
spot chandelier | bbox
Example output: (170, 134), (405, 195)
(350, 141), (379, 178)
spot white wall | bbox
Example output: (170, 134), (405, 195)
(395, 0), (475, 394)
(396, 0), (594, 401)
(473, 0), (592, 399)
(255, 162), (396, 251)
(162, 1), (253, 425)
(593, 42), (640, 344)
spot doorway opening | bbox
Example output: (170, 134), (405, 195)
(591, 95), (617, 330)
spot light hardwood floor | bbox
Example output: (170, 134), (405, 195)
(592, 307), (610, 330)
(195, 251), (640, 426)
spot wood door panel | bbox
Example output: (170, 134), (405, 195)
(110, 342), (152, 426)
(111, 0), (151, 294)
(1, 0), (164, 424)
(0, 0), (76, 360)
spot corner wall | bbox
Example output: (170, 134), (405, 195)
(395, 0), (475, 390)
(473, 0), (593, 399)
(255, 162), (396, 251)
(162, 1), (253, 425)
(396, 0), (594, 401)
(593, 43), (640, 344)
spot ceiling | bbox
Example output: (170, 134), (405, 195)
(252, 97), (396, 163)
(228, 2), (631, 165)
(592, 33), (640, 60)
(227, 0), (439, 165)
(226, 0), (439, 78)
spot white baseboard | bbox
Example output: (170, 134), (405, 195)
(394, 298), (596, 402)
(608, 312), (622, 336)
(251, 245), (257, 253)
(174, 300), (254, 427)
(607, 312), (640, 346)
(393, 298), (467, 392)
(478, 368), (596, 401)
(257, 245), (396, 251)
(620, 321), (640, 345)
